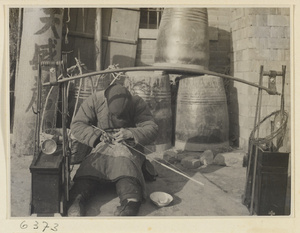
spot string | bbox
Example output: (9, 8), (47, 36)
(64, 8), (71, 44)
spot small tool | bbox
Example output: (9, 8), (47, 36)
(91, 125), (116, 144)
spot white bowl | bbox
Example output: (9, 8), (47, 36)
(150, 192), (173, 207)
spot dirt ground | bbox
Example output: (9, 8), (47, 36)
(10, 146), (257, 217)
(10, 145), (291, 217)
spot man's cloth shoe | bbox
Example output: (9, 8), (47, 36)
(67, 194), (87, 217)
(114, 199), (141, 216)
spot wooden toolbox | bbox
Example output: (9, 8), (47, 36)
(30, 148), (65, 216)
(253, 148), (289, 215)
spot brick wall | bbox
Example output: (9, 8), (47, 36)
(230, 8), (290, 151)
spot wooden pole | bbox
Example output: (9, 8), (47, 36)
(12, 8), (64, 155)
(43, 66), (281, 95)
(95, 8), (102, 71)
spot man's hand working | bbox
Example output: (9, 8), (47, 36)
(113, 128), (133, 143)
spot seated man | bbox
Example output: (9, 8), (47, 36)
(68, 83), (158, 216)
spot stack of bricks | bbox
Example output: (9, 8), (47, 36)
(230, 8), (290, 150)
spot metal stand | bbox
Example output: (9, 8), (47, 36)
(30, 56), (70, 216)
(243, 65), (287, 215)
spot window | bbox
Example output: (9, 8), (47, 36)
(139, 8), (164, 29)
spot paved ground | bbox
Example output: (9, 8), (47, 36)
(10, 147), (256, 217)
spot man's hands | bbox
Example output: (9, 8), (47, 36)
(113, 128), (133, 143)
(99, 128), (133, 144)
(100, 133), (113, 144)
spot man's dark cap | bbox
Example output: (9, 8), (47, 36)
(104, 83), (132, 117)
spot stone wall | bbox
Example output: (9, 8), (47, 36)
(230, 8), (290, 151)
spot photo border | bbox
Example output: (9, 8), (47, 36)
(1, 1), (299, 232)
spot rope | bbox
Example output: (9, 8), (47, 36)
(109, 72), (123, 86)
(64, 8), (71, 44)
(72, 57), (84, 120)
(249, 110), (288, 147)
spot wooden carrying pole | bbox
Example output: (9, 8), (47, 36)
(43, 66), (281, 95)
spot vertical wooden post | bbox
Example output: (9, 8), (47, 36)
(95, 8), (102, 71)
(12, 8), (63, 155)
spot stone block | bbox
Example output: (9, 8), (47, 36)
(232, 29), (243, 42)
(207, 13), (218, 25)
(213, 152), (246, 167)
(217, 16), (230, 25)
(218, 24), (231, 31)
(136, 60), (152, 66)
(242, 71), (259, 82)
(139, 54), (154, 60)
(280, 8), (290, 16)
(267, 15), (290, 27)
(245, 15), (256, 27)
(250, 26), (271, 38)
(248, 8), (277, 15)
(164, 150), (201, 164)
(138, 39), (156, 49)
(209, 27), (219, 41)
(230, 20), (239, 31)
(238, 115), (249, 129)
(236, 60), (252, 72)
(231, 8), (245, 21)
(235, 50), (244, 61)
(163, 150), (180, 164)
(285, 26), (290, 38)
(237, 18), (247, 29)
(217, 39), (231, 50)
(255, 15), (268, 26)
(213, 154), (226, 166)
(219, 32), (231, 41)
(239, 138), (248, 150)
(240, 127), (252, 139)
(274, 49), (285, 61)
(268, 38), (290, 49)
(199, 150), (214, 165)
(181, 156), (201, 169)
(270, 27), (286, 38)
(236, 38), (249, 51)
(256, 38), (269, 50)
(239, 104), (250, 117)
(180, 151), (200, 160)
